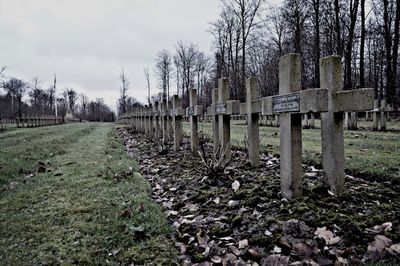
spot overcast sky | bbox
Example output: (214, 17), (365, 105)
(0, 0), (280, 110)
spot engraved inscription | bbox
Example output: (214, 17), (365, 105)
(272, 93), (300, 113)
(187, 107), (194, 116)
(216, 103), (227, 114)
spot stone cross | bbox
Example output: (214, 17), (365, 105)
(147, 104), (154, 138)
(277, 54), (303, 199)
(208, 88), (219, 155)
(372, 99), (379, 130)
(171, 95), (184, 152)
(380, 99), (387, 131)
(320, 55), (374, 195)
(153, 100), (160, 138)
(239, 77), (261, 167)
(187, 89), (203, 155)
(144, 105), (149, 135)
(160, 98), (169, 144)
(259, 54), (374, 199)
(345, 112), (358, 130)
(207, 78), (239, 161)
(167, 100), (173, 142)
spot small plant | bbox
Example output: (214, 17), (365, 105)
(197, 131), (230, 177)
(154, 131), (172, 155)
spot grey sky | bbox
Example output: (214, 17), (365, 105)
(0, 0), (281, 110)
(0, 0), (223, 109)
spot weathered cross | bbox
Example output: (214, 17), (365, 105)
(160, 98), (170, 144)
(239, 77), (261, 167)
(171, 95), (184, 152)
(186, 88), (203, 155)
(153, 100), (160, 138)
(259, 54), (373, 199)
(207, 78), (239, 162)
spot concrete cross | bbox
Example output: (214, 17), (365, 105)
(171, 95), (184, 152)
(207, 88), (219, 154)
(319, 55), (373, 196)
(147, 104), (154, 137)
(259, 54), (374, 199)
(239, 77), (261, 167)
(207, 78), (239, 161)
(187, 88), (203, 155)
(160, 98), (170, 144)
(153, 100), (160, 138)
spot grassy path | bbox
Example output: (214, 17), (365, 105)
(0, 123), (176, 265)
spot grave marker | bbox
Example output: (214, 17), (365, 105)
(171, 95), (184, 152)
(320, 55), (374, 195)
(187, 89), (203, 155)
(239, 77), (261, 167)
(277, 54), (303, 199)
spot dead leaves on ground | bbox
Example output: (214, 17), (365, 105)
(117, 128), (400, 265)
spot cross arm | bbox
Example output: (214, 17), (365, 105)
(332, 88), (374, 112)
(186, 105), (203, 116)
(171, 108), (185, 117)
(262, 88), (328, 115)
(239, 99), (262, 115)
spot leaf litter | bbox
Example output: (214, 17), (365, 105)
(118, 128), (400, 265)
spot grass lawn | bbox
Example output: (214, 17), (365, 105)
(0, 123), (177, 265)
(184, 119), (400, 183)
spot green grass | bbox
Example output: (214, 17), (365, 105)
(185, 119), (400, 183)
(0, 123), (177, 265)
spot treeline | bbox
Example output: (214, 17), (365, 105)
(0, 73), (115, 122)
(139, 0), (399, 110)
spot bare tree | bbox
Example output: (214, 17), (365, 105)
(144, 67), (151, 104)
(65, 88), (78, 115)
(174, 41), (199, 104)
(2, 78), (27, 118)
(154, 50), (172, 99)
(118, 68), (129, 114)
(222, 0), (264, 98)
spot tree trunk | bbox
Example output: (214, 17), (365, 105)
(334, 0), (342, 55)
(390, 0), (400, 107)
(344, 0), (359, 89)
(359, 0), (365, 87)
(313, 0), (320, 88)
(383, 0), (392, 99)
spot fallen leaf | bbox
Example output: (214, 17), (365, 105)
(264, 229), (273, 237)
(263, 254), (289, 265)
(238, 239), (248, 249)
(213, 197), (220, 204)
(229, 245), (242, 256)
(335, 256), (348, 266)
(222, 253), (237, 265)
(366, 222), (392, 234)
(211, 256), (222, 264)
(248, 248), (262, 261)
(228, 200), (240, 207)
(119, 208), (133, 218)
(386, 244), (400, 255)
(196, 229), (209, 246)
(314, 226), (341, 245)
(232, 180), (240, 192)
(273, 245), (281, 254)
(367, 235), (392, 253)
(175, 242), (187, 254)
(165, 210), (178, 217)
(139, 202), (145, 212)
(293, 243), (312, 259)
